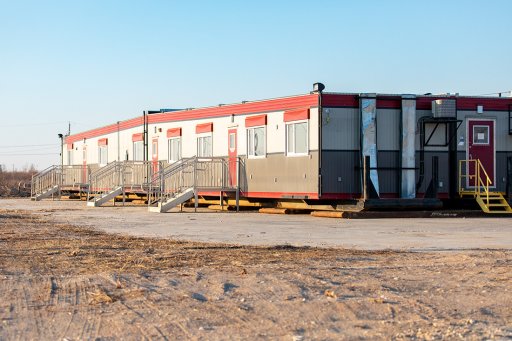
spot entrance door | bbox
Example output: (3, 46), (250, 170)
(228, 129), (237, 186)
(467, 119), (495, 187)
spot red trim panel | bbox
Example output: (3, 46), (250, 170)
(67, 143), (74, 150)
(284, 108), (309, 122)
(196, 122), (213, 134)
(132, 133), (143, 142)
(65, 94), (318, 143)
(98, 138), (108, 146)
(167, 127), (182, 138)
(321, 94), (359, 107)
(323, 94), (512, 111)
(245, 114), (267, 127)
(198, 191), (319, 199)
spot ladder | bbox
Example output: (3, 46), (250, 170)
(459, 159), (512, 214)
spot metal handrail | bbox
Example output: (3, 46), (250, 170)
(152, 156), (240, 205)
(31, 165), (62, 197)
(88, 160), (161, 203)
(459, 159), (493, 204)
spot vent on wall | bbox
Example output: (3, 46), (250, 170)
(432, 99), (456, 118)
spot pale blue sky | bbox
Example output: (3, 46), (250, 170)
(1, 0), (511, 169)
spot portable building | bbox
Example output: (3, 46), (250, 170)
(33, 84), (512, 212)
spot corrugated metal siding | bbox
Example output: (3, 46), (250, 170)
(321, 151), (361, 196)
(321, 108), (359, 150)
(416, 151), (451, 195)
(376, 109), (400, 151)
(377, 151), (399, 194)
(494, 152), (511, 192)
(244, 152), (318, 194)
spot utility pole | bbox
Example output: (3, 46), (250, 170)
(58, 133), (64, 168)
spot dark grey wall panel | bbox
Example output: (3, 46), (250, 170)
(376, 109), (400, 151)
(242, 151), (319, 196)
(377, 151), (399, 195)
(321, 151), (361, 196)
(416, 151), (451, 195)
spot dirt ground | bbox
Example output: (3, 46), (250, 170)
(0, 209), (511, 340)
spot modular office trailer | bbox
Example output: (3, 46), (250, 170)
(63, 87), (512, 204)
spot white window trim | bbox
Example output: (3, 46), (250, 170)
(472, 125), (490, 145)
(196, 133), (213, 157)
(247, 125), (266, 159)
(67, 150), (73, 166)
(98, 145), (108, 165)
(133, 141), (144, 161)
(168, 137), (182, 163)
(286, 120), (309, 157)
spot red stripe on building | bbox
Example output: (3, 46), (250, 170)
(67, 143), (74, 150)
(284, 108), (309, 122)
(245, 114), (267, 127)
(132, 133), (143, 142)
(65, 94), (318, 143)
(196, 122), (213, 134)
(98, 138), (108, 146)
(321, 94), (359, 107)
(167, 127), (182, 138)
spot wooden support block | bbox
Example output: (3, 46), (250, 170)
(208, 205), (232, 211)
(259, 208), (289, 215)
(310, 211), (344, 218)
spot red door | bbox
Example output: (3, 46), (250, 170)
(151, 138), (159, 175)
(467, 119), (495, 187)
(228, 129), (237, 186)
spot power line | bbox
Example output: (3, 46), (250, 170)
(0, 121), (70, 128)
(0, 143), (59, 148)
(0, 152), (58, 156)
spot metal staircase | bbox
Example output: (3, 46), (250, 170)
(31, 165), (62, 201)
(87, 161), (159, 207)
(459, 159), (512, 214)
(31, 165), (91, 201)
(149, 157), (240, 213)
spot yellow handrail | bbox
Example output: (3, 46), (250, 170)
(458, 159), (493, 203)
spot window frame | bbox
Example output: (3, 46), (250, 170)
(247, 125), (266, 159)
(472, 125), (490, 145)
(168, 136), (182, 163)
(98, 145), (108, 165)
(197, 133), (213, 157)
(285, 120), (309, 157)
(133, 140), (144, 161)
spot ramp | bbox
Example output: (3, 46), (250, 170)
(149, 187), (195, 213)
(32, 185), (60, 201)
(87, 186), (123, 207)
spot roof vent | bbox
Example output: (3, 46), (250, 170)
(432, 99), (456, 118)
(313, 82), (325, 93)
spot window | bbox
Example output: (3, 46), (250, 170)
(247, 126), (266, 158)
(152, 141), (158, 159)
(67, 150), (73, 165)
(168, 137), (181, 162)
(197, 135), (212, 157)
(286, 121), (308, 156)
(98, 146), (108, 165)
(473, 125), (489, 145)
(133, 141), (144, 161)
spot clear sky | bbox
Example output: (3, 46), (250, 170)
(1, 0), (511, 170)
